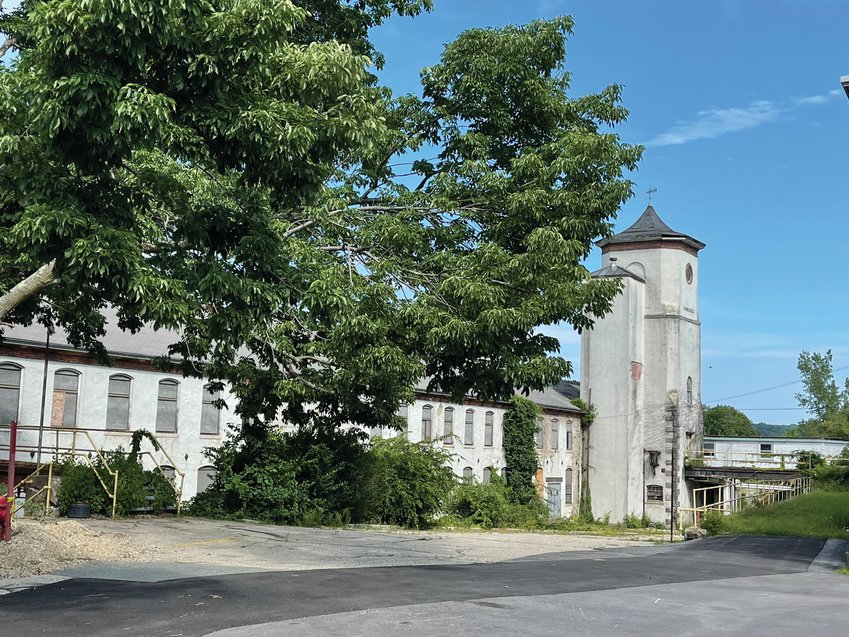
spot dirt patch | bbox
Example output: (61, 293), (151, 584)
(0, 518), (160, 579)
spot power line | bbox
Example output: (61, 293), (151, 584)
(705, 364), (849, 404)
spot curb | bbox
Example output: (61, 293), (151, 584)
(808, 538), (849, 573)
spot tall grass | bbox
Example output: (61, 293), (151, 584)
(720, 491), (849, 539)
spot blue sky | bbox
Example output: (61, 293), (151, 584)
(370, 0), (849, 424)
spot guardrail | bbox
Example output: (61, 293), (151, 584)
(687, 450), (841, 471)
(1, 423), (187, 516)
(681, 475), (813, 529)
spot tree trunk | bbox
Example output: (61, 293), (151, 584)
(0, 260), (56, 321)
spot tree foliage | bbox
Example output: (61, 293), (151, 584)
(702, 405), (758, 437)
(501, 395), (540, 505)
(0, 3), (640, 432)
(789, 350), (849, 440)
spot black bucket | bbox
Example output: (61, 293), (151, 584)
(67, 502), (91, 519)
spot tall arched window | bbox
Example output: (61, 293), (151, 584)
(197, 466), (216, 493)
(484, 411), (494, 447)
(462, 466), (473, 480)
(421, 404), (433, 440)
(483, 467), (492, 483)
(51, 369), (80, 428)
(565, 468), (573, 504)
(106, 374), (132, 431)
(535, 416), (544, 449)
(565, 420), (573, 451)
(0, 362), (22, 425)
(443, 407), (454, 445)
(687, 377), (693, 406)
(551, 418), (559, 450)
(156, 379), (179, 433)
(201, 384), (221, 435)
(464, 409), (474, 446)
(397, 403), (409, 438)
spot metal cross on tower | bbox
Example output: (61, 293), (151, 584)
(646, 186), (657, 203)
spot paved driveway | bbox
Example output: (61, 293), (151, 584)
(2, 534), (847, 636)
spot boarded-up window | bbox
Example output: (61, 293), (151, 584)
(106, 374), (131, 431)
(421, 404), (432, 440)
(51, 369), (79, 428)
(564, 468), (573, 504)
(484, 411), (494, 447)
(483, 467), (491, 483)
(687, 376), (693, 406)
(0, 363), (22, 425)
(565, 422), (573, 450)
(197, 466), (216, 493)
(443, 407), (454, 445)
(536, 417), (544, 449)
(551, 419), (559, 450)
(647, 485), (663, 501)
(462, 466), (473, 480)
(201, 384), (221, 435)
(156, 379), (179, 433)
(464, 409), (474, 446)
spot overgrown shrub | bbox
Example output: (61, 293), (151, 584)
(502, 397), (540, 505)
(624, 512), (652, 529)
(449, 475), (509, 528)
(701, 509), (725, 536)
(796, 450), (826, 473)
(56, 459), (108, 515)
(501, 499), (549, 529)
(360, 436), (456, 528)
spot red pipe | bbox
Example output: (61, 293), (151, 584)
(5, 419), (16, 542)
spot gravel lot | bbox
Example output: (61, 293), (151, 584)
(1, 516), (663, 580)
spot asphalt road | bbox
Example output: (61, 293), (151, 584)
(0, 535), (844, 636)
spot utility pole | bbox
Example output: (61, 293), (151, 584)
(666, 400), (679, 542)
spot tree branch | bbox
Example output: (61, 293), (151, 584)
(0, 260), (57, 322)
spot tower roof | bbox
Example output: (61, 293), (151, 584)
(597, 204), (705, 252)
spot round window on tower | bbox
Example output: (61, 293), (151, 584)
(685, 263), (693, 285)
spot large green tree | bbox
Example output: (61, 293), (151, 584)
(702, 405), (758, 437)
(0, 2), (641, 431)
(789, 350), (849, 440)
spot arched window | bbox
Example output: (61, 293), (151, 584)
(564, 468), (573, 504)
(421, 404), (433, 440)
(156, 379), (179, 433)
(0, 362), (22, 425)
(687, 377), (693, 406)
(464, 409), (474, 446)
(106, 374), (132, 431)
(197, 466), (216, 493)
(397, 403), (409, 438)
(443, 407), (454, 445)
(551, 418), (559, 450)
(462, 466), (473, 480)
(565, 420), (573, 451)
(535, 416), (544, 449)
(483, 467), (491, 483)
(51, 369), (80, 428)
(160, 465), (176, 483)
(484, 411), (494, 447)
(201, 384), (221, 435)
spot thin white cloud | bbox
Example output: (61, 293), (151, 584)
(646, 100), (780, 147)
(647, 90), (838, 148)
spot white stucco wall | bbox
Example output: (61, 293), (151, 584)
(703, 436), (847, 468)
(0, 354), (233, 499)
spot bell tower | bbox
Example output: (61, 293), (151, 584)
(580, 204), (705, 526)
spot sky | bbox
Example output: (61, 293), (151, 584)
(369, 0), (849, 425)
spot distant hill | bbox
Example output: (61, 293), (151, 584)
(752, 422), (794, 437)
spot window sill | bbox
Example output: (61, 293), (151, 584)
(153, 432), (179, 437)
(200, 433), (221, 437)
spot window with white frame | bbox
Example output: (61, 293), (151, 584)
(197, 466), (216, 493)
(51, 369), (80, 427)
(565, 421), (573, 450)
(201, 384), (221, 435)
(703, 441), (715, 458)
(0, 363), (22, 425)
(443, 407), (454, 445)
(421, 404), (433, 440)
(760, 443), (773, 458)
(464, 409), (474, 446)
(156, 379), (179, 433)
(551, 418), (559, 450)
(106, 374), (132, 431)
(484, 411), (494, 447)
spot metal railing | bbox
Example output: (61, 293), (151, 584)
(1, 423), (186, 517)
(688, 449), (838, 471)
(681, 475), (813, 529)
